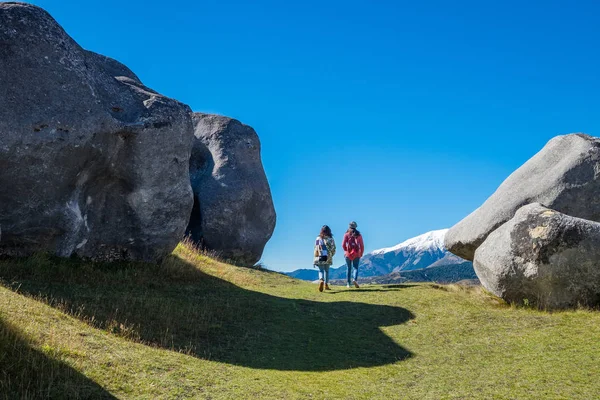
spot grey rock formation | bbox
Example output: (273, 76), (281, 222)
(446, 133), (600, 260)
(474, 203), (600, 309)
(0, 3), (193, 262)
(187, 113), (276, 266)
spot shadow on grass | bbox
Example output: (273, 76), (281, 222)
(0, 315), (115, 399)
(0, 254), (414, 372)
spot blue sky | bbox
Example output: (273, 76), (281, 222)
(28, 0), (600, 271)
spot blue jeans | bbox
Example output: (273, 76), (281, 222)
(317, 264), (330, 284)
(346, 257), (360, 283)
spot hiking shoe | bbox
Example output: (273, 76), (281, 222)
(346, 283), (351, 288)
(353, 281), (360, 288)
(318, 280), (324, 292)
(325, 284), (331, 290)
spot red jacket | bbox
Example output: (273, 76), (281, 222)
(342, 233), (364, 260)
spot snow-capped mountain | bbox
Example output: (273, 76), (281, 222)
(329, 229), (466, 279)
(371, 229), (447, 256)
(365, 228), (471, 272)
(286, 229), (473, 282)
(366, 229), (451, 272)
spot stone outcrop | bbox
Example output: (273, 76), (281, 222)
(474, 203), (600, 309)
(446, 134), (600, 261)
(186, 113), (276, 266)
(0, 3), (194, 262)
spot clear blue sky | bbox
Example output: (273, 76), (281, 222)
(27, 0), (600, 271)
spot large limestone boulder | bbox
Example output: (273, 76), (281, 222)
(0, 3), (193, 262)
(474, 203), (600, 309)
(187, 113), (276, 266)
(446, 134), (600, 261)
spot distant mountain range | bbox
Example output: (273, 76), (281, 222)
(285, 229), (475, 283)
(351, 262), (478, 285)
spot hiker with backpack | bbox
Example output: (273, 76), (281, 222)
(314, 225), (336, 292)
(342, 221), (364, 288)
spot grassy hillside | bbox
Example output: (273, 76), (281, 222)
(287, 261), (475, 284)
(360, 262), (478, 285)
(1, 242), (599, 399)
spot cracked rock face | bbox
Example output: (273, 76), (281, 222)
(186, 113), (276, 266)
(474, 203), (600, 309)
(446, 134), (600, 261)
(0, 3), (193, 262)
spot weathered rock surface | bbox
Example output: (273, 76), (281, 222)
(187, 113), (276, 265)
(474, 203), (600, 309)
(446, 134), (600, 261)
(0, 3), (193, 262)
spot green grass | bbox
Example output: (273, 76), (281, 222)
(0, 242), (599, 399)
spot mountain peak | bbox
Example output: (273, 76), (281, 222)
(370, 229), (448, 255)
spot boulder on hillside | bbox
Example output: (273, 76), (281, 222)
(474, 203), (600, 309)
(186, 113), (276, 266)
(0, 3), (193, 262)
(446, 134), (600, 261)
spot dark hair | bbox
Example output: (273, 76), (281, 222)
(347, 228), (361, 236)
(320, 225), (333, 238)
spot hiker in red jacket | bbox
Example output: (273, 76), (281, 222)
(342, 221), (364, 288)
